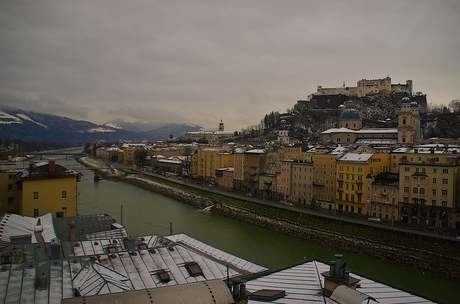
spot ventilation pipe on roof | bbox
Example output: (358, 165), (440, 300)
(68, 221), (76, 242)
(50, 238), (61, 260)
(230, 278), (249, 304)
(39, 272), (47, 290)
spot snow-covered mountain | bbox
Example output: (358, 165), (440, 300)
(0, 106), (201, 143)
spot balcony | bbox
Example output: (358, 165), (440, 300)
(355, 190), (363, 195)
(355, 180), (363, 184)
(338, 177), (344, 182)
(337, 188), (344, 192)
(381, 192), (388, 196)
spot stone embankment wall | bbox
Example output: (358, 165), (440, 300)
(79, 158), (460, 280)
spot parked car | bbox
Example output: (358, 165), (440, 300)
(425, 226), (439, 232)
(368, 217), (381, 222)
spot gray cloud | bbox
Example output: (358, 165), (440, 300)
(1, 0), (459, 131)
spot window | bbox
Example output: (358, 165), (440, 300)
(420, 177), (426, 184)
(33, 209), (39, 217)
(62, 190), (67, 199)
(185, 262), (203, 277)
(413, 187), (418, 194)
(413, 177), (418, 183)
(8, 197), (14, 205)
(404, 186), (409, 193)
(442, 168), (448, 174)
(33, 192), (39, 200)
(432, 189), (437, 195)
(432, 178), (437, 184)
(404, 176), (409, 182)
(441, 189), (448, 196)
(420, 188), (425, 195)
(8, 184), (13, 191)
(431, 200), (436, 206)
(442, 179), (448, 185)
(62, 207), (67, 215)
(442, 201), (447, 207)
(157, 270), (171, 283)
(433, 168), (437, 173)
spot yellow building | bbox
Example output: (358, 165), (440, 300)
(312, 148), (346, 209)
(17, 159), (82, 218)
(233, 151), (245, 191)
(396, 145), (460, 229)
(0, 169), (22, 214)
(278, 159), (293, 201)
(243, 149), (266, 196)
(291, 161), (313, 205)
(336, 152), (390, 214)
(196, 148), (234, 182)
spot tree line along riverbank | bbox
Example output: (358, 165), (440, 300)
(78, 157), (460, 280)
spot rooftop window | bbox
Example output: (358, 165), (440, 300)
(185, 261), (203, 277)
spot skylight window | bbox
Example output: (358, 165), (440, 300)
(184, 262), (203, 277)
(156, 270), (171, 283)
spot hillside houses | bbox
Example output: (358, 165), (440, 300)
(90, 96), (460, 231)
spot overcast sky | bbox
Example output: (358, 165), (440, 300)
(1, 1), (459, 131)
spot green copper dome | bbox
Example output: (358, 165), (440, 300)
(401, 96), (411, 104)
(339, 108), (361, 120)
(410, 101), (419, 108)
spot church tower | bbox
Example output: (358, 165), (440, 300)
(398, 93), (421, 145)
(218, 119), (224, 132)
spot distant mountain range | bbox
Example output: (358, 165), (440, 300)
(0, 106), (201, 144)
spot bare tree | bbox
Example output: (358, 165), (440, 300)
(448, 99), (460, 113)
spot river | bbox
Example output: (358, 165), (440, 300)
(9, 152), (460, 303)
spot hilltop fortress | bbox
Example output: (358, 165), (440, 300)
(301, 76), (427, 110)
(316, 76), (412, 97)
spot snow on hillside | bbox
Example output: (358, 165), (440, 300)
(16, 113), (48, 128)
(87, 127), (116, 133)
(0, 111), (22, 124)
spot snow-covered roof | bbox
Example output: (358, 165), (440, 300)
(356, 128), (398, 134)
(0, 213), (57, 247)
(246, 149), (266, 154)
(393, 144), (460, 154)
(321, 127), (356, 134)
(355, 139), (397, 145)
(338, 153), (373, 162)
(246, 260), (434, 304)
(0, 228), (267, 303)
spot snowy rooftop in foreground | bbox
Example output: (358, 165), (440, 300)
(246, 261), (434, 304)
(0, 214), (267, 303)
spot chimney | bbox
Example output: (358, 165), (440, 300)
(68, 221), (77, 242)
(230, 278), (250, 304)
(50, 238), (62, 259)
(48, 158), (56, 174)
(322, 254), (360, 297)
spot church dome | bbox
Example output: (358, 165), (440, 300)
(339, 108), (361, 120)
(410, 101), (419, 108)
(401, 96), (411, 104)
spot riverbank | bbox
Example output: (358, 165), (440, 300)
(78, 157), (460, 281)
